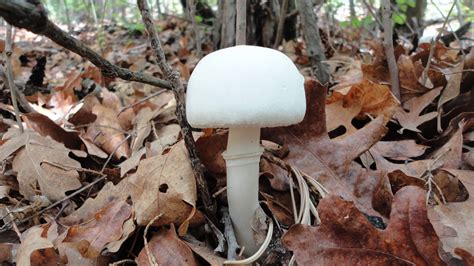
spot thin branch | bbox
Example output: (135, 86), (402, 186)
(188, 0), (202, 58)
(421, 1), (457, 86)
(273, 0), (289, 48)
(136, 0), (216, 218)
(0, 0), (171, 90)
(361, 0), (383, 29)
(235, 0), (247, 45)
(381, 0), (401, 100)
(1, 24), (23, 132)
(430, 0), (465, 54)
(13, 172), (107, 226)
(118, 89), (167, 115)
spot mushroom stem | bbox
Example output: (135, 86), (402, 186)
(223, 127), (263, 255)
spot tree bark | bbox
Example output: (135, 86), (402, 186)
(221, 0), (236, 48)
(236, 0), (247, 45)
(274, 0), (289, 48)
(297, 0), (329, 85)
(188, 0), (202, 58)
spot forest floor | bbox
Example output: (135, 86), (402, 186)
(0, 15), (473, 265)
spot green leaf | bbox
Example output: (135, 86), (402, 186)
(396, 0), (406, 5)
(351, 17), (362, 28)
(362, 15), (374, 26)
(194, 15), (203, 23)
(392, 13), (406, 24)
(400, 4), (408, 12)
(340, 21), (350, 28)
(407, 0), (416, 7)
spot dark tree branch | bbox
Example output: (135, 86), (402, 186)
(297, 0), (329, 85)
(1, 24), (23, 132)
(136, 0), (216, 218)
(273, 0), (289, 48)
(381, 0), (401, 100)
(0, 0), (172, 90)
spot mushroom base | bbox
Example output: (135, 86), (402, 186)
(222, 127), (263, 256)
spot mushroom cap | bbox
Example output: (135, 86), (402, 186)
(186, 45), (306, 128)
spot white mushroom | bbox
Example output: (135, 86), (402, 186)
(186, 45), (306, 255)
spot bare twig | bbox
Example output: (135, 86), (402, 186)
(1, 24), (23, 132)
(137, 0), (216, 218)
(14, 172), (107, 226)
(100, 134), (133, 172)
(221, 207), (240, 260)
(381, 0), (401, 100)
(235, 0), (247, 45)
(118, 89), (167, 115)
(4, 207), (22, 240)
(0, 0), (171, 90)
(188, 0), (202, 58)
(297, 0), (329, 84)
(421, 1), (457, 86)
(110, 259), (137, 266)
(143, 214), (162, 266)
(430, 0), (465, 55)
(361, 0), (383, 29)
(274, 0), (289, 48)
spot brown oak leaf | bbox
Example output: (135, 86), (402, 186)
(137, 224), (197, 266)
(0, 129), (84, 201)
(262, 78), (392, 217)
(428, 169), (474, 260)
(283, 186), (445, 265)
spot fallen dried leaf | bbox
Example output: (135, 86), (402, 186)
(283, 186), (445, 265)
(429, 169), (474, 259)
(16, 225), (58, 266)
(0, 129), (84, 201)
(58, 200), (133, 259)
(394, 87), (442, 133)
(63, 141), (198, 228)
(263, 78), (392, 217)
(137, 224), (197, 266)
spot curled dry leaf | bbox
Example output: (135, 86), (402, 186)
(283, 186), (445, 265)
(63, 141), (199, 229)
(326, 78), (398, 138)
(57, 200), (133, 260)
(86, 103), (130, 159)
(328, 78), (399, 119)
(397, 55), (431, 101)
(0, 129), (83, 201)
(428, 169), (474, 259)
(23, 112), (84, 150)
(137, 224), (197, 266)
(195, 130), (227, 176)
